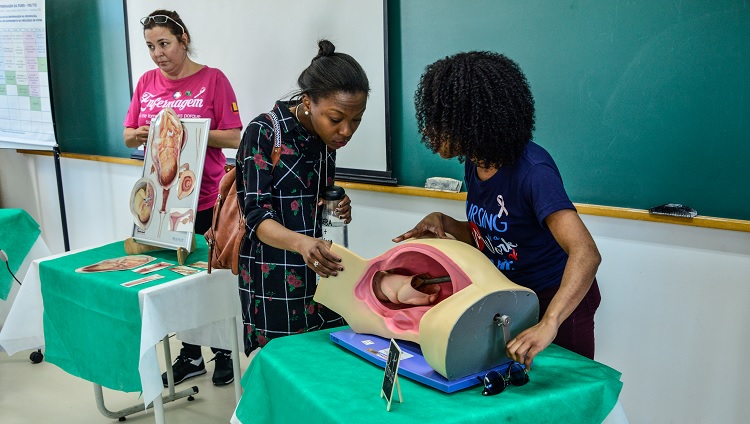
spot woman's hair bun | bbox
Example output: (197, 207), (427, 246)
(316, 39), (336, 58)
(296, 38), (369, 101)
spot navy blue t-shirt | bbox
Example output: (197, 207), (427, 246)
(464, 141), (575, 293)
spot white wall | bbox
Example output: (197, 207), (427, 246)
(2, 150), (750, 423)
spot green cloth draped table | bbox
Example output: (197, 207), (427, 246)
(39, 239), (208, 392)
(233, 327), (623, 424)
(0, 208), (41, 300)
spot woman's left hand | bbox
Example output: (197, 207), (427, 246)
(321, 194), (352, 224)
(338, 194), (353, 223)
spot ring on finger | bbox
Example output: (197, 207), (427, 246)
(313, 260), (320, 267)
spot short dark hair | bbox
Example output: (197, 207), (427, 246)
(414, 51), (535, 168)
(295, 39), (370, 102)
(142, 9), (192, 54)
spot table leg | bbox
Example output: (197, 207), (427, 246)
(231, 316), (243, 402)
(164, 335), (175, 396)
(153, 394), (166, 424)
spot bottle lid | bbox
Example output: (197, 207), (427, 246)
(322, 185), (345, 200)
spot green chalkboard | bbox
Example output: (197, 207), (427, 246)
(389, 0), (750, 221)
(46, 0), (131, 158)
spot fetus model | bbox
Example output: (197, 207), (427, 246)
(314, 238), (539, 380)
(371, 271), (441, 306)
(130, 178), (156, 230)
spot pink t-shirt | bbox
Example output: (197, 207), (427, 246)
(124, 66), (242, 212)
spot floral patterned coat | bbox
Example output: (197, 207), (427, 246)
(236, 101), (344, 353)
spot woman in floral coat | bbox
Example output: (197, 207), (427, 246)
(236, 40), (370, 353)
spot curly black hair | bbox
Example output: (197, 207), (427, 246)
(414, 51), (535, 168)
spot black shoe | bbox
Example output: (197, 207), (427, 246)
(161, 355), (206, 387)
(210, 352), (234, 386)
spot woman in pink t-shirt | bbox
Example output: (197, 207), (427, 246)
(123, 9), (242, 387)
(123, 9), (243, 224)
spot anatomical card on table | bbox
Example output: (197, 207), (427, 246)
(169, 265), (202, 276)
(187, 261), (209, 270)
(129, 108), (210, 251)
(132, 261), (174, 274)
(121, 274), (164, 288)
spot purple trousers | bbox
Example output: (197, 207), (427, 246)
(536, 279), (601, 359)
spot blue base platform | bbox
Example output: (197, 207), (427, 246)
(330, 329), (513, 393)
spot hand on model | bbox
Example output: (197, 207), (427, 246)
(299, 237), (343, 278)
(392, 212), (447, 242)
(505, 319), (558, 370)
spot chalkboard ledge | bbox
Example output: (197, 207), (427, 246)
(16, 149), (750, 233)
(18, 149), (142, 166)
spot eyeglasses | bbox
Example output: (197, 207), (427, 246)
(479, 362), (529, 396)
(140, 15), (185, 35)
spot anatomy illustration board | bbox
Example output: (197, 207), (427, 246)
(130, 108), (210, 251)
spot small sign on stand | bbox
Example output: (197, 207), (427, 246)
(381, 338), (403, 411)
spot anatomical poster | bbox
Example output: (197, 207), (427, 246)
(130, 107), (210, 251)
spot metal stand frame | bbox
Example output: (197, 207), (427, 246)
(231, 318), (242, 402)
(92, 336), (198, 423)
(91, 316), (243, 423)
(52, 146), (70, 251)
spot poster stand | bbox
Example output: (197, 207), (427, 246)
(123, 236), (195, 266)
(52, 146), (70, 251)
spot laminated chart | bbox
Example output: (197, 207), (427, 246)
(0, 1), (54, 149)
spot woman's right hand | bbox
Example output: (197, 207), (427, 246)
(298, 237), (343, 278)
(392, 212), (447, 242)
(124, 125), (151, 148)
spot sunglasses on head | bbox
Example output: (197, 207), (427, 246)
(140, 15), (185, 35)
(479, 362), (529, 396)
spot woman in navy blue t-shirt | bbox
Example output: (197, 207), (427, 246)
(393, 52), (602, 369)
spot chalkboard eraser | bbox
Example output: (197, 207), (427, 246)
(648, 203), (697, 218)
(425, 177), (462, 193)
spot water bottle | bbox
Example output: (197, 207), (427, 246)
(321, 185), (348, 247)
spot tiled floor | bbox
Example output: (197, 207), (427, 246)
(0, 338), (256, 424)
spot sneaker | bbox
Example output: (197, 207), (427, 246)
(209, 352), (234, 386)
(161, 355), (206, 387)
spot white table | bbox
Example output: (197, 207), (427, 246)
(0, 245), (244, 424)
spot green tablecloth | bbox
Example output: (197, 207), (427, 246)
(0, 209), (41, 300)
(236, 328), (623, 424)
(40, 238), (207, 392)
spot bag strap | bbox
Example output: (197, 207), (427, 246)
(268, 110), (282, 170)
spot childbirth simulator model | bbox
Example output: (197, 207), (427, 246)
(314, 238), (540, 381)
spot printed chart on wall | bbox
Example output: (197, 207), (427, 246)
(0, 1), (54, 151)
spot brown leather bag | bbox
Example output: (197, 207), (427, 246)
(205, 165), (244, 275)
(204, 110), (282, 274)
